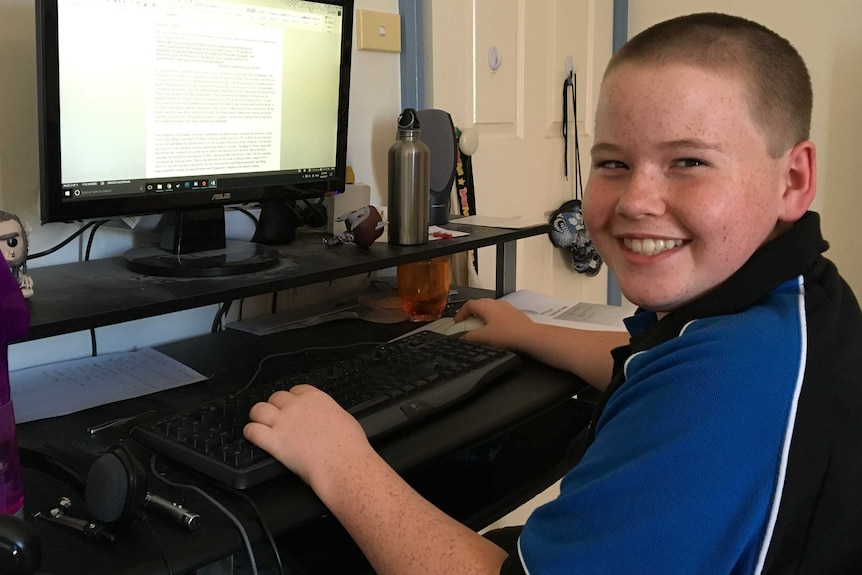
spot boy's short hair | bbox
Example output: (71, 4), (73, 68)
(605, 13), (812, 157)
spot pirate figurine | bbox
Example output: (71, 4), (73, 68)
(0, 211), (33, 298)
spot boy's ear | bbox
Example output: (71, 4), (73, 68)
(780, 140), (816, 222)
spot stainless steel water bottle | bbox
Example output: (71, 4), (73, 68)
(387, 108), (430, 245)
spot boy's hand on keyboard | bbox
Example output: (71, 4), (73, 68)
(454, 299), (537, 352)
(244, 385), (372, 486)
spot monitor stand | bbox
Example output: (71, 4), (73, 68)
(123, 208), (281, 277)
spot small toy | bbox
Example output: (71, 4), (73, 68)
(323, 205), (387, 248)
(0, 211), (33, 298)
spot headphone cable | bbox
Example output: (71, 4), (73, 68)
(225, 487), (287, 575)
(149, 456), (259, 575)
(139, 514), (174, 575)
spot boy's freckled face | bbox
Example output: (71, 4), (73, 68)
(584, 63), (790, 313)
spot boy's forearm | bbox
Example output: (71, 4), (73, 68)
(514, 322), (626, 390)
(312, 446), (508, 575)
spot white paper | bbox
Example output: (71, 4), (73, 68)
(10, 348), (208, 423)
(428, 225), (469, 240)
(376, 224), (470, 243)
(500, 289), (632, 332)
(456, 215), (547, 229)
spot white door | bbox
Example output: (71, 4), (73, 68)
(426, 0), (615, 303)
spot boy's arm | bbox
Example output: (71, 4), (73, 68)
(455, 299), (627, 391)
(244, 386), (509, 575)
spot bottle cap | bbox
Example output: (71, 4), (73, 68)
(397, 108), (420, 130)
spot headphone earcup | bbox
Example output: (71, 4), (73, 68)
(85, 445), (147, 526)
(0, 515), (42, 575)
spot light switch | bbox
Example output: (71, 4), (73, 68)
(356, 9), (401, 53)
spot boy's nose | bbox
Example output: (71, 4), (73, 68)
(615, 170), (666, 218)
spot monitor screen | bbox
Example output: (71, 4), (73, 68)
(36, 0), (354, 276)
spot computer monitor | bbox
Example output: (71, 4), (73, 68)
(36, 0), (354, 277)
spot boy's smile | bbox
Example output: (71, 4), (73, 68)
(584, 62), (812, 313)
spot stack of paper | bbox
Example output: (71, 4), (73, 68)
(10, 348), (207, 423)
(500, 289), (632, 332)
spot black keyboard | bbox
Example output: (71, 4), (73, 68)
(131, 330), (521, 489)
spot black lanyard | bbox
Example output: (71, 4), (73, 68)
(562, 71), (584, 201)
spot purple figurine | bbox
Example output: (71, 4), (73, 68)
(0, 263), (30, 515)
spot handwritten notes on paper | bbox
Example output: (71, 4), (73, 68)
(10, 348), (208, 423)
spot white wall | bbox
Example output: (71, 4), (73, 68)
(0, 0), (401, 371)
(628, 0), (862, 298)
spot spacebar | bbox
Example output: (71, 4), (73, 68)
(346, 394), (390, 416)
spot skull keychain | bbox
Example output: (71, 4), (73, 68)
(548, 199), (603, 276)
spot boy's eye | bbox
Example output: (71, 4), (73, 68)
(5, 238), (18, 248)
(673, 158), (706, 168)
(595, 160), (628, 170)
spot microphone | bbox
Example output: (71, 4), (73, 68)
(144, 493), (201, 531)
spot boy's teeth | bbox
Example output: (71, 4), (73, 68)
(624, 238), (683, 255)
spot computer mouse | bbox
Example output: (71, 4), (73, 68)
(442, 316), (486, 336)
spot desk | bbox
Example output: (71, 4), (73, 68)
(14, 220), (580, 573)
(17, 316), (589, 574)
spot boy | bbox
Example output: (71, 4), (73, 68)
(245, 13), (862, 574)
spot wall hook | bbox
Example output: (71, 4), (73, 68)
(488, 46), (502, 71)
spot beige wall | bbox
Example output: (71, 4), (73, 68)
(629, 0), (862, 297)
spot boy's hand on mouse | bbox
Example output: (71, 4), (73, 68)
(454, 298), (537, 351)
(244, 385), (373, 487)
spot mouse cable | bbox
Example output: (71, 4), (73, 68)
(235, 340), (386, 396)
(149, 455), (260, 575)
(224, 486), (287, 575)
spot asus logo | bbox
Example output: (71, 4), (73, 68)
(211, 193), (231, 201)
